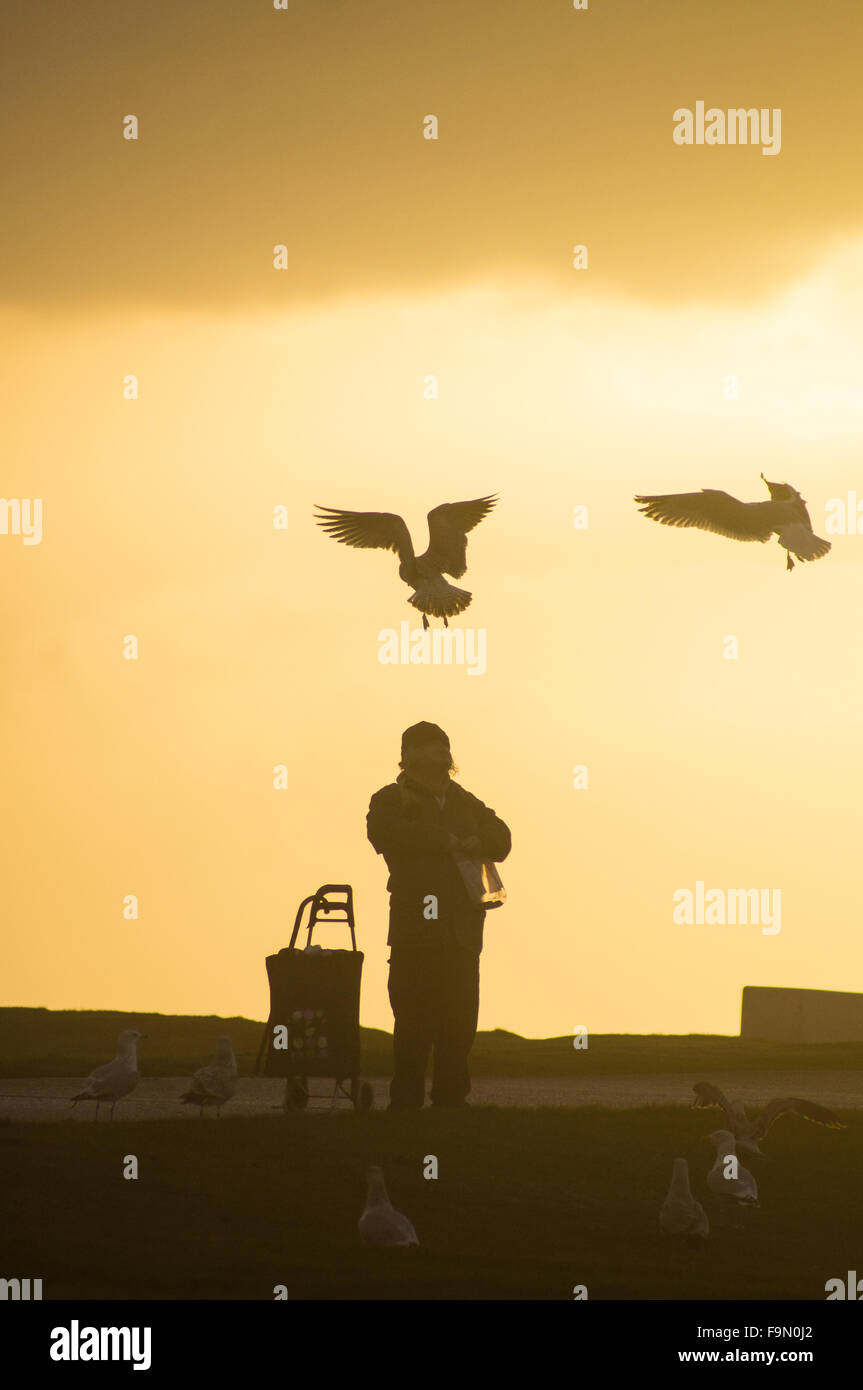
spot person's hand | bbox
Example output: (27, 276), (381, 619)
(459, 835), (481, 855)
(446, 833), (462, 852)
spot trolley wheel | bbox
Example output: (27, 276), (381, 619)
(283, 1078), (309, 1112)
(352, 1079), (374, 1112)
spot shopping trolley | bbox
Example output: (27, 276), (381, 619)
(255, 883), (374, 1112)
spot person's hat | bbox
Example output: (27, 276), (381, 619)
(401, 721), (450, 757)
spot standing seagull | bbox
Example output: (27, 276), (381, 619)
(179, 1036), (237, 1118)
(706, 1130), (759, 1226)
(358, 1166), (419, 1248)
(635, 473), (831, 570)
(315, 495), (497, 627)
(660, 1158), (709, 1247)
(71, 1029), (146, 1120)
(692, 1081), (846, 1156)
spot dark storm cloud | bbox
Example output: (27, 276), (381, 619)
(3, 0), (863, 312)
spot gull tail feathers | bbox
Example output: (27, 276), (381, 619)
(777, 525), (832, 562)
(409, 579), (472, 619)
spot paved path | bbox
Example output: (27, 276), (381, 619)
(0, 1070), (860, 1122)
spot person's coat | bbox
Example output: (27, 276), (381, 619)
(366, 772), (511, 954)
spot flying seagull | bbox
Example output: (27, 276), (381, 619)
(634, 473), (831, 570)
(71, 1029), (146, 1120)
(315, 495), (497, 627)
(692, 1081), (846, 1156)
(706, 1130), (759, 1225)
(180, 1036), (237, 1118)
(660, 1158), (709, 1247)
(358, 1165), (419, 1248)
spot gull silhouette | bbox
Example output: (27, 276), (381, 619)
(693, 1082), (846, 1155)
(71, 1029), (146, 1120)
(660, 1158), (709, 1247)
(179, 1036), (238, 1118)
(358, 1165), (420, 1248)
(635, 474), (831, 570)
(706, 1130), (759, 1226)
(315, 495), (497, 627)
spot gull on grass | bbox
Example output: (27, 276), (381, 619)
(71, 1029), (146, 1120)
(660, 1157), (709, 1247)
(179, 1036), (238, 1117)
(358, 1166), (419, 1249)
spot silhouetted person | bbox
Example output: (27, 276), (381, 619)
(367, 722), (511, 1108)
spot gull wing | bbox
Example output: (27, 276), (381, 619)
(660, 1196), (709, 1238)
(314, 507), (414, 564)
(422, 495), (498, 578)
(358, 1205), (419, 1247)
(751, 1097), (848, 1142)
(736, 1165), (759, 1203)
(87, 1058), (117, 1086)
(635, 489), (773, 543)
(692, 1082), (737, 1126)
(84, 1059), (137, 1099)
(182, 1063), (235, 1103)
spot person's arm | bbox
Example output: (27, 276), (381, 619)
(367, 788), (454, 857)
(460, 792), (512, 862)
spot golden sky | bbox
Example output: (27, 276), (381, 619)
(3, 1), (863, 1036)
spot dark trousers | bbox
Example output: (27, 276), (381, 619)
(387, 946), (480, 1107)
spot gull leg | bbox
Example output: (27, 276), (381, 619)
(786, 552), (795, 572)
(422, 613), (429, 630)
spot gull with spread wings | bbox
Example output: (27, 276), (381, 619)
(634, 473), (831, 571)
(315, 495), (497, 627)
(693, 1082), (846, 1156)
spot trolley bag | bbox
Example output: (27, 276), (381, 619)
(257, 883), (363, 1083)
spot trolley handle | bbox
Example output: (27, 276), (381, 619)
(287, 883), (357, 952)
